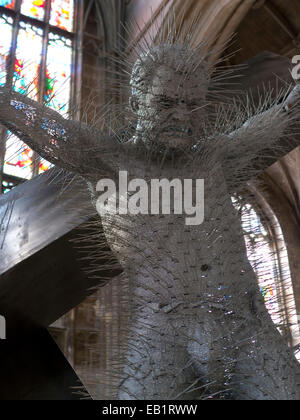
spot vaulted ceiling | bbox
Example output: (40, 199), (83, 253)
(225, 0), (300, 64)
(126, 0), (300, 63)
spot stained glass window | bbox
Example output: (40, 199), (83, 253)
(240, 203), (282, 323)
(0, 0), (15, 10)
(39, 157), (52, 174)
(2, 179), (16, 193)
(50, 0), (73, 32)
(3, 133), (33, 179)
(20, 0), (46, 20)
(232, 194), (300, 361)
(0, 14), (13, 86)
(0, 0), (78, 189)
(13, 22), (43, 99)
(45, 34), (72, 113)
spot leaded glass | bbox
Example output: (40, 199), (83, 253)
(13, 22), (43, 99)
(50, 0), (73, 31)
(20, 0), (46, 21)
(39, 157), (53, 173)
(0, 14), (13, 86)
(0, 0), (76, 185)
(0, 0), (15, 10)
(45, 33), (72, 114)
(2, 179), (16, 193)
(3, 132), (33, 179)
(239, 203), (282, 322)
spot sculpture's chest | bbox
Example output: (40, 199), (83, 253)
(92, 166), (256, 309)
(98, 180), (244, 265)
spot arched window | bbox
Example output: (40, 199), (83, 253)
(232, 192), (300, 361)
(0, 0), (82, 193)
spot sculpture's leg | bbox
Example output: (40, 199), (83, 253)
(118, 305), (202, 400)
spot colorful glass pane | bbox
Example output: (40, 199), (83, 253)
(13, 21), (43, 99)
(20, 0), (46, 21)
(0, 0), (15, 10)
(50, 0), (73, 31)
(260, 285), (277, 313)
(238, 203), (282, 323)
(3, 133), (33, 179)
(45, 34), (72, 114)
(0, 14), (13, 86)
(39, 158), (53, 174)
(2, 179), (17, 194)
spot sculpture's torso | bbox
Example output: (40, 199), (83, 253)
(93, 159), (299, 400)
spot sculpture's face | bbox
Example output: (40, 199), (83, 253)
(132, 64), (208, 151)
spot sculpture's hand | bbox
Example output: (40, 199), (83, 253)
(0, 87), (123, 179)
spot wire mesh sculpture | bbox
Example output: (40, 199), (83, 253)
(0, 15), (300, 400)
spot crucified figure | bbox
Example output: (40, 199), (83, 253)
(0, 39), (300, 400)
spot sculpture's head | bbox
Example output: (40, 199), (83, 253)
(129, 44), (210, 152)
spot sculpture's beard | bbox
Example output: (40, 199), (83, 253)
(136, 119), (197, 156)
(159, 125), (194, 148)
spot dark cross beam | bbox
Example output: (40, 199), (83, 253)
(0, 168), (121, 399)
(0, 327), (88, 400)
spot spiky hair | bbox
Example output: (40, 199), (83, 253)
(129, 43), (210, 97)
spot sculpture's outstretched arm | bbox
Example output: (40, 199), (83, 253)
(0, 87), (123, 179)
(222, 85), (300, 191)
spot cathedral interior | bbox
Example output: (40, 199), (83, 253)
(1, 0), (300, 400)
